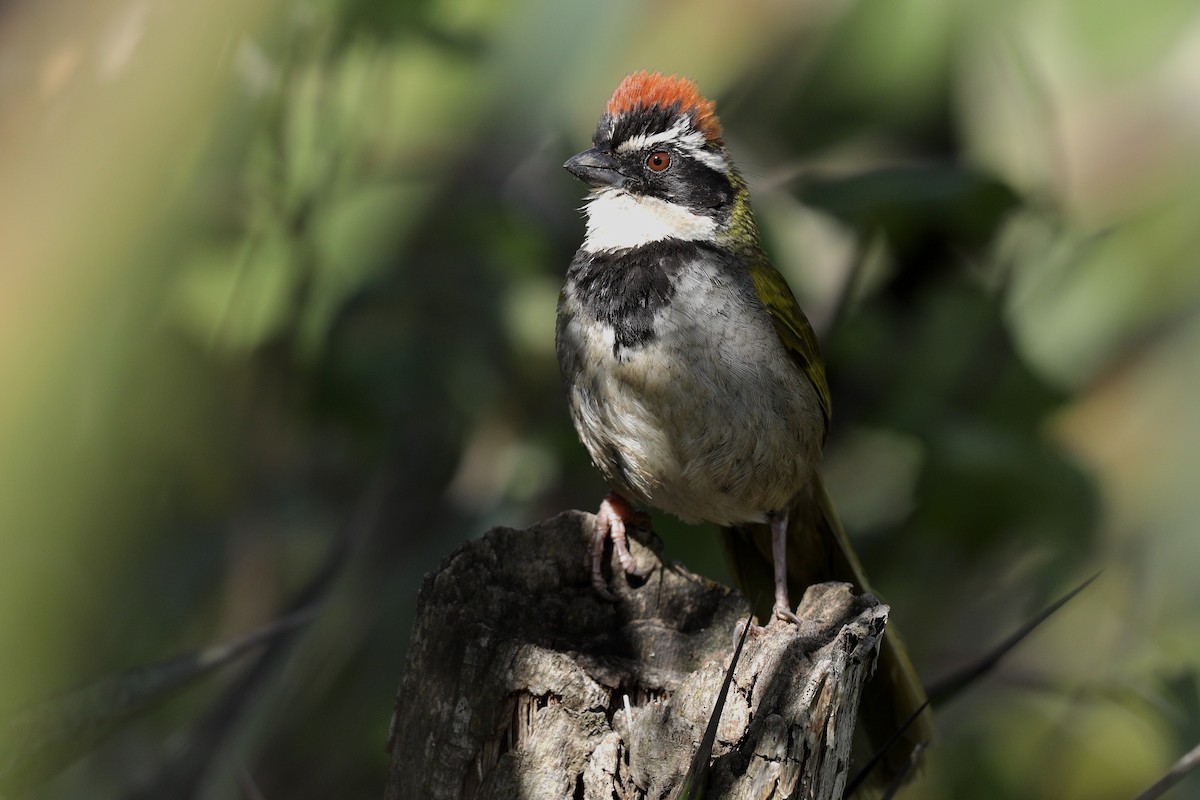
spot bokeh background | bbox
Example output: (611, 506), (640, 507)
(2, 0), (1199, 797)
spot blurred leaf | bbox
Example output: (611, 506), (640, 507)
(1156, 671), (1200, 749)
(796, 165), (1022, 260)
(172, 236), (297, 355)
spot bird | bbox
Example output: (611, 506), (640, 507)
(555, 70), (933, 778)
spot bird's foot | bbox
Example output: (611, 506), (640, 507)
(732, 616), (771, 645)
(767, 510), (804, 626)
(729, 606), (811, 647)
(589, 492), (652, 601)
(772, 603), (803, 626)
(731, 608), (802, 647)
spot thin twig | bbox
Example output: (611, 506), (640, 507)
(847, 571), (1101, 796)
(844, 699), (931, 797)
(675, 606), (755, 800)
(879, 740), (926, 800)
(927, 571), (1101, 705)
(1133, 740), (1200, 800)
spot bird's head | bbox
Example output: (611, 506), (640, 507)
(565, 71), (757, 253)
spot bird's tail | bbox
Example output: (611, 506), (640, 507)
(720, 472), (934, 784)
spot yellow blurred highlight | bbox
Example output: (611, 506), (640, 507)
(0, 0), (278, 707)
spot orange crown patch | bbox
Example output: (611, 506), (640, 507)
(606, 71), (723, 143)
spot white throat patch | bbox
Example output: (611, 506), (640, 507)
(582, 189), (717, 252)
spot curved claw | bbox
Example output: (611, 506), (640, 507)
(773, 604), (802, 626)
(589, 492), (649, 600)
(589, 510), (620, 602)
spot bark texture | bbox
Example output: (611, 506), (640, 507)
(385, 511), (888, 800)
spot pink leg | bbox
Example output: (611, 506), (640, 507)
(590, 492), (650, 601)
(770, 511), (801, 624)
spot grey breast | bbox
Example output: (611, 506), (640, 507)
(557, 246), (824, 525)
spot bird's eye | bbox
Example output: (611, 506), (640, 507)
(646, 151), (671, 173)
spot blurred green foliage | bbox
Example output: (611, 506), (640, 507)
(2, 0), (1199, 797)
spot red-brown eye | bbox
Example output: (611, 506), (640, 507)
(646, 151), (671, 172)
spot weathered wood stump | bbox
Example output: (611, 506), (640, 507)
(385, 511), (888, 800)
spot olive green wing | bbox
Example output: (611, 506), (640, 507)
(746, 258), (832, 428)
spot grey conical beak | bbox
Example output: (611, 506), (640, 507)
(563, 147), (623, 188)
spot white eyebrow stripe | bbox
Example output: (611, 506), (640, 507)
(673, 130), (710, 151)
(614, 120), (689, 153)
(685, 146), (728, 171)
(614, 121), (726, 172)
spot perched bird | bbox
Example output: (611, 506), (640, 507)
(556, 70), (932, 777)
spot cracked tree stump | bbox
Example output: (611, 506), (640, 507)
(385, 511), (889, 800)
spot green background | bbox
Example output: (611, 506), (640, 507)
(2, 0), (1199, 797)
